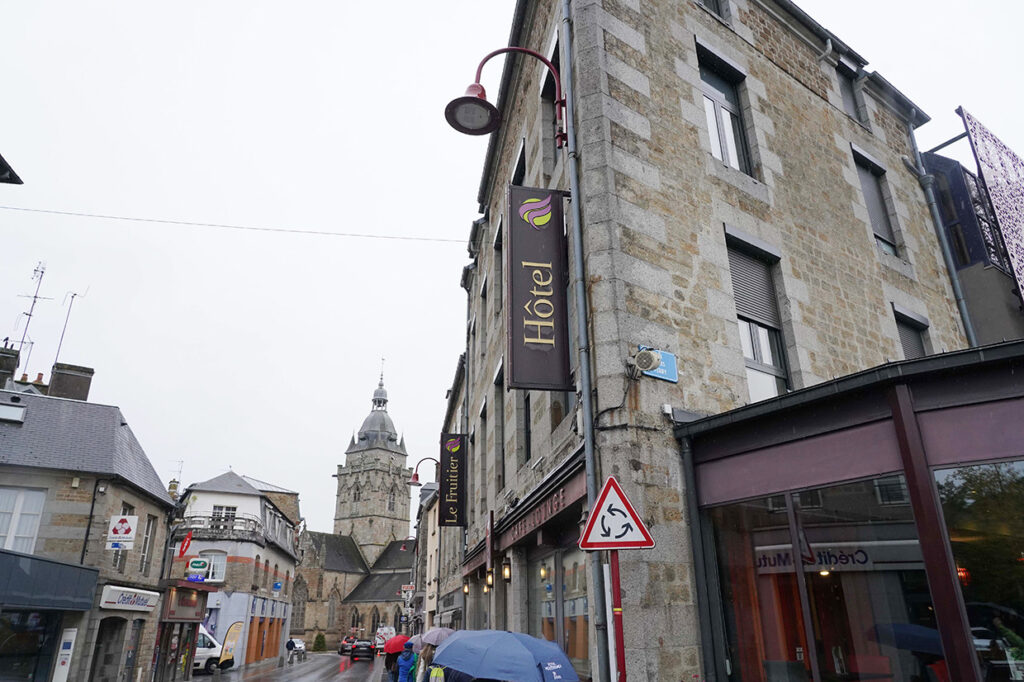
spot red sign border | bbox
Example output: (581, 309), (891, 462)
(579, 477), (655, 550)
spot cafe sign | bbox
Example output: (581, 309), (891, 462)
(506, 185), (572, 391)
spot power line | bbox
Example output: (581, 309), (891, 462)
(0, 204), (466, 244)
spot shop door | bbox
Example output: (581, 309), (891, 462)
(90, 617), (128, 682)
(122, 618), (144, 681)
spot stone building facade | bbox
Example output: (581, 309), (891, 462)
(441, 0), (993, 680)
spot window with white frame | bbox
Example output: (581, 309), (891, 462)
(139, 514), (157, 576)
(729, 246), (789, 402)
(699, 47), (751, 175)
(874, 475), (910, 505)
(211, 505), (236, 530)
(0, 487), (45, 553)
(201, 550), (227, 582)
(854, 149), (899, 255)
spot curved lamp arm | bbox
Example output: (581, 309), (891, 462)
(474, 47), (564, 123)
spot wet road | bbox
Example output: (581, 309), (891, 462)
(227, 653), (382, 681)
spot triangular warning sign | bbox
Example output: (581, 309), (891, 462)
(579, 477), (655, 550)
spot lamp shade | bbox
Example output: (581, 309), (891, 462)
(445, 84), (501, 136)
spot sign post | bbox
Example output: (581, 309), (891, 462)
(580, 477), (655, 682)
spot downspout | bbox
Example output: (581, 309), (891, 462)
(80, 477), (106, 564)
(680, 436), (718, 681)
(559, 3), (611, 682)
(904, 111), (978, 346)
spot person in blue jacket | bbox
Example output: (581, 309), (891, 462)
(396, 641), (417, 682)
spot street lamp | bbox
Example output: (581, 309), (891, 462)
(407, 457), (441, 487)
(502, 557), (512, 583)
(445, 47), (565, 146)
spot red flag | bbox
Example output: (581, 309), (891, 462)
(178, 530), (192, 558)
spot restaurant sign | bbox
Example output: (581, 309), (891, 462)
(506, 185), (573, 391)
(439, 434), (466, 527)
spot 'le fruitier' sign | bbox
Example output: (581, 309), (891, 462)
(439, 433), (466, 527)
(506, 185), (572, 391)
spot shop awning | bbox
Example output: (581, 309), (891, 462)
(0, 548), (99, 611)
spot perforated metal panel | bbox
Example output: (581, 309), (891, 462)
(728, 248), (780, 328)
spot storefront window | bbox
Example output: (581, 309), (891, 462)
(710, 496), (811, 681)
(0, 611), (60, 680)
(529, 555), (557, 643)
(935, 460), (1024, 680)
(561, 548), (589, 676)
(710, 474), (943, 681)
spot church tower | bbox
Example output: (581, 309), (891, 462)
(334, 377), (412, 565)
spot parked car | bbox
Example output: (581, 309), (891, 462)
(193, 625), (226, 675)
(338, 635), (356, 655)
(350, 638), (375, 661)
(287, 638), (306, 652)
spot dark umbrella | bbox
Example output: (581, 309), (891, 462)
(383, 635), (411, 654)
(433, 630), (579, 682)
(869, 623), (944, 656)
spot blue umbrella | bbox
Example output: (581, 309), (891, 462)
(433, 630), (580, 682)
(869, 623), (944, 656)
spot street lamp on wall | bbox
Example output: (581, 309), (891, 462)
(462, 579), (470, 595)
(502, 557), (512, 583)
(444, 47), (566, 147)
(485, 568), (494, 587)
(408, 457), (441, 487)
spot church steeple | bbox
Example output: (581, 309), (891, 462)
(334, 378), (412, 564)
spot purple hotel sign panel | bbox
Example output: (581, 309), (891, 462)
(960, 108), (1024, 298)
(506, 185), (573, 391)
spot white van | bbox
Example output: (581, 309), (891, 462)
(374, 626), (396, 655)
(193, 625), (225, 675)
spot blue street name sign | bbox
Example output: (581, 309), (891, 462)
(638, 346), (679, 383)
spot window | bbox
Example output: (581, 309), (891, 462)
(328, 590), (339, 629)
(139, 515), (157, 576)
(699, 48), (750, 175)
(854, 151), (898, 254)
(697, 0), (723, 16)
(540, 37), (563, 173)
(493, 219), (504, 315)
(836, 62), (860, 120)
(352, 485), (361, 503)
(896, 318), (927, 360)
(479, 275), (488, 352)
(113, 502), (135, 573)
(254, 554), (261, 586)
(512, 143), (526, 186)
(0, 404), (26, 423)
(494, 368), (505, 491)
(292, 577), (307, 630)
(211, 505), (236, 530)
(264, 559), (269, 587)
(874, 475), (910, 505)
(387, 488), (395, 513)
(729, 247), (788, 402)
(479, 402), (488, 514)
(201, 551), (227, 582)
(0, 487), (45, 553)
(520, 391), (533, 465)
(768, 489), (822, 512)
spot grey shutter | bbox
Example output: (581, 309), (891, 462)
(856, 161), (896, 244)
(728, 248), (780, 328)
(896, 319), (926, 359)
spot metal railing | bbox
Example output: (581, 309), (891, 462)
(181, 513), (263, 533)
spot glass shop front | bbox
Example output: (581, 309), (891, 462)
(683, 344), (1024, 682)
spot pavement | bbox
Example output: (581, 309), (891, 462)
(205, 652), (381, 681)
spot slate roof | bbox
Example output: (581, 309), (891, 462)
(307, 531), (368, 574)
(343, 570), (410, 603)
(189, 470), (262, 496)
(241, 475), (296, 494)
(0, 390), (173, 507)
(372, 540), (416, 571)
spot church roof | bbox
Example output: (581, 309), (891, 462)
(306, 532), (368, 574)
(189, 470), (262, 496)
(373, 540), (416, 571)
(343, 571), (411, 603)
(345, 378), (407, 456)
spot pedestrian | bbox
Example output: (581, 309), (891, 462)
(396, 641), (417, 682)
(285, 638), (295, 664)
(414, 644), (435, 682)
(384, 650), (400, 682)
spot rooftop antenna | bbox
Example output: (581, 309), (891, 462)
(15, 262), (51, 372)
(380, 357), (385, 383)
(53, 288), (88, 367)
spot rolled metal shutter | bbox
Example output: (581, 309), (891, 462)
(728, 247), (780, 328)
(896, 319), (925, 359)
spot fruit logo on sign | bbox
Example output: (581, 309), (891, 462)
(111, 518), (132, 535)
(518, 195), (553, 229)
(444, 437), (461, 453)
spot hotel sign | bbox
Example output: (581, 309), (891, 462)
(439, 434), (466, 527)
(506, 185), (573, 391)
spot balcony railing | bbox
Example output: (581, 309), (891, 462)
(181, 513), (263, 533)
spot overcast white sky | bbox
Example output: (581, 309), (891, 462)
(2, 1), (1021, 534)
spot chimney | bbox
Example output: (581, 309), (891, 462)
(0, 347), (17, 389)
(168, 479), (179, 500)
(48, 363), (94, 401)
(34, 372), (44, 384)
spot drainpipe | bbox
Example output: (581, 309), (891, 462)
(560, 3), (611, 682)
(80, 477), (107, 564)
(904, 112), (978, 347)
(680, 436), (718, 681)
